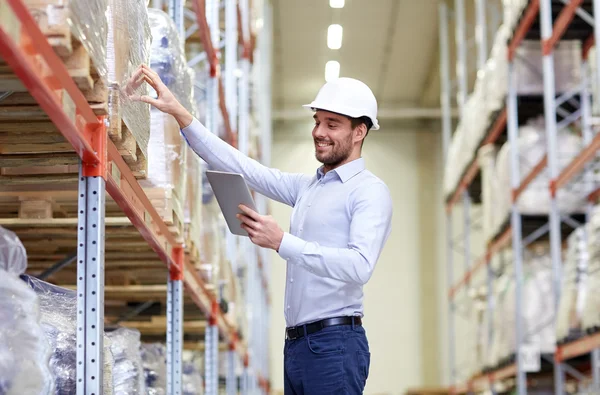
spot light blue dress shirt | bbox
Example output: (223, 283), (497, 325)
(182, 118), (393, 327)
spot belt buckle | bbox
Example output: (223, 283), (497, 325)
(286, 327), (299, 340)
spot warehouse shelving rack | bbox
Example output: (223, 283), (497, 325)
(441, 0), (600, 394)
(0, 0), (271, 393)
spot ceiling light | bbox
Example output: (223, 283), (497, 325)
(330, 0), (344, 8)
(325, 61), (340, 82)
(327, 24), (343, 50)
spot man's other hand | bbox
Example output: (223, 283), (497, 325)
(237, 205), (284, 251)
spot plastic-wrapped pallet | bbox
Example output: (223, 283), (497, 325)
(495, 117), (584, 234)
(140, 108), (188, 229)
(502, 245), (556, 358)
(583, 205), (600, 332)
(488, 264), (514, 368)
(21, 275), (114, 395)
(141, 343), (167, 395)
(0, 226), (54, 394)
(23, 0), (108, 77)
(479, 144), (501, 243)
(184, 147), (205, 255)
(147, 9), (198, 117)
(182, 351), (204, 395)
(106, 0), (152, 161)
(502, 0), (528, 32)
(556, 226), (589, 343)
(107, 327), (146, 395)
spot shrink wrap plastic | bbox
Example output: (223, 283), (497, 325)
(495, 117), (584, 229)
(141, 343), (167, 395)
(443, 15), (581, 199)
(182, 352), (204, 395)
(148, 9), (198, 117)
(22, 275), (114, 395)
(185, 147), (204, 248)
(583, 206), (600, 331)
(24, 0), (108, 77)
(489, 247), (556, 368)
(107, 328), (146, 395)
(556, 227), (588, 342)
(0, 225), (27, 274)
(107, 0), (152, 158)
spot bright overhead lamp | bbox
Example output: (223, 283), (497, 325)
(327, 24), (343, 50)
(325, 61), (340, 82)
(330, 0), (344, 8)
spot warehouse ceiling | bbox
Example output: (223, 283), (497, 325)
(270, 0), (503, 123)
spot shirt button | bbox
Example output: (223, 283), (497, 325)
(290, 279), (294, 283)
(287, 305), (290, 309)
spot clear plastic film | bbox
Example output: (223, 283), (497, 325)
(556, 226), (588, 342)
(21, 275), (114, 394)
(0, 271), (53, 394)
(140, 109), (188, 225)
(0, 225), (27, 275)
(107, 327), (146, 395)
(23, 0), (108, 78)
(147, 9), (198, 117)
(494, 117), (586, 232)
(141, 343), (167, 395)
(107, 0), (152, 158)
(182, 351), (203, 395)
(583, 205), (600, 332)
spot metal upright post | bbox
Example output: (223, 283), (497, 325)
(239, 0), (251, 157)
(475, 0), (488, 70)
(226, 340), (237, 395)
(205, 300), (219, 395)
(167, 248), (184, 395)
(206, 0), (219, 137)
(539, 1), (565, 393)
(507, 61), (527, 395)
(75, 133), (107, 395)
(594, 0), (600, 96)
(464, 190), (471, 276)
(454, 0), (468, 112)
(169, 0), (184, 39)
(439, 1), (456, 387)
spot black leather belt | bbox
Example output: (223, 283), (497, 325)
(285, 316), (362, 340)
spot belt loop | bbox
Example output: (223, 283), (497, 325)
(351, 316), (356, 330)
(303, 324), (308, 338)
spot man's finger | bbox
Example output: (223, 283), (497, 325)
(241, 223), (255, 236)
(238, 204), (260, 221)
(141, 67), (164, 92)
(237, 213), (258, 228)
(140, 95), (161, 107)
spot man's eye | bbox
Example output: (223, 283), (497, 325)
(328, 124), (336, 129)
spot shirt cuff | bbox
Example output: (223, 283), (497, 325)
(180, 117), (209, 147)
(278, 232), (305, 262)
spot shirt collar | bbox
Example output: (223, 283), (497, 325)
(316, 157), (366, 183)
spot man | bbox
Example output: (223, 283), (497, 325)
(135, 64), (393, 394)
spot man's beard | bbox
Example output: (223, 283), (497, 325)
(314, 135), (353, 167)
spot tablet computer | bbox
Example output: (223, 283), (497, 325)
(205, 170), (258, 237)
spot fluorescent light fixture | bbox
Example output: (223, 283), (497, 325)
(330, 0), (345, 8)
(325, 61), (340, 82)
(327, 24), (343, 50)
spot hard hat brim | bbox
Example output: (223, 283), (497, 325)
(302, 103), (380, 130)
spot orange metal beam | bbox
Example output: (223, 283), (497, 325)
(489, 363), (517, 382)
(508, 0), (540, 61)
(513, 155), (547, 203)
(483, 108), (508, 145)
(554, 132), (600, 193)
(542, 0), (584, 55)
(556, 332), (600, 362)
(0, 0), (100, 166)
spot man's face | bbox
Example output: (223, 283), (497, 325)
(311, 110), (354, 167)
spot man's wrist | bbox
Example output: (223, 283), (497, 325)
(174, 105), (193, 129)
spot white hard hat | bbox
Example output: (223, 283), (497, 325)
(303, 77), (380, 130)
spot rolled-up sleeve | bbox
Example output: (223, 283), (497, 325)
(278, 182), (393, 285)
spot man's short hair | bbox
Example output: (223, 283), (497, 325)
(349, 115), (373, 132)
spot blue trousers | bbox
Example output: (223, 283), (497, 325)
(283, 324), (371, 394)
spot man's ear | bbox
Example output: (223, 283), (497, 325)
(354, 123), (367, 143)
